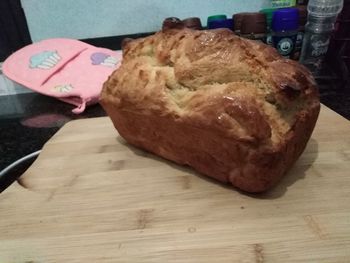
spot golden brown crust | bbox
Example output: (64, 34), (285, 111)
(100, 28), (320, 192)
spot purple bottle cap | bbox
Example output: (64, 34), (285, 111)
(272, 8), (299, 32)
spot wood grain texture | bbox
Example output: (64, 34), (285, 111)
(0, 105), (349, 263)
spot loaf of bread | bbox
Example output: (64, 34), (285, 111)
(100, 27), (320, 192)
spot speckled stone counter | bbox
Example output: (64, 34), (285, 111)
(0, 93), (106, 191)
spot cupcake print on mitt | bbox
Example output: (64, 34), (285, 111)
(52, 84), (74, 93)
(29, 50), (61, 69)
(90, 52), (119, 67)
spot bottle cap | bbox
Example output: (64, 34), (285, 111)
(207, 14), (227, 24)
(182, 17), (203, 30)
(240, 13), (267, 34)
(233, 13), (250, 32)
(260, 8), (275, 29)
(162, 17), (184, 30)
(307, 0), (343, 17)
(272, 8), (299, 32)
(208, 18), (233, 30)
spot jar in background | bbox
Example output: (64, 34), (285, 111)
(182, 17), (203, 30)
(260, 8), (275, 45)
(233, 13), (249, 35)
(207, 14), (227, 29)
(272, 8), (299, 58)
(207, 15), (233, 30)
(240, 13), (267, 42)
(162, 17), (184, 30)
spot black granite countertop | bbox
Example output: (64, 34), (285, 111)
(1, 81), (350, 192)
(0, 93), (106, 191)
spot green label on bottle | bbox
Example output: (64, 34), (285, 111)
(271, 0), (296, 8)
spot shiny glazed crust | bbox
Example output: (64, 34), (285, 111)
(100, 28), (320, 192)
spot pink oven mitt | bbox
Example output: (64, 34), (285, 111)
(3, 38), (122, 113)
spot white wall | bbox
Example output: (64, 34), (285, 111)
(21, 0), (270, 42)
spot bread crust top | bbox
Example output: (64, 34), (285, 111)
(101, 28), (320, 151)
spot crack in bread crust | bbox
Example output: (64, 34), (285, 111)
(100, 28), (320, 192)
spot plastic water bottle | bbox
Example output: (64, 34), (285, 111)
(299, 0), (344, 74)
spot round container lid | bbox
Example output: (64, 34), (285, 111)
(208, 18), (233, 30)
(182, 17), (203, 30)
(260, 8), (276, 27)
(207, 14), (227, 24)
(232, 12), (250, 31)
(308, 0), (343, 17)
(162, 17), (184, 30)
(272, 8), (299, 32)
(240, 13), (267, 34)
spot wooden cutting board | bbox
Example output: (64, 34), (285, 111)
(1, 105), (350, 262)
